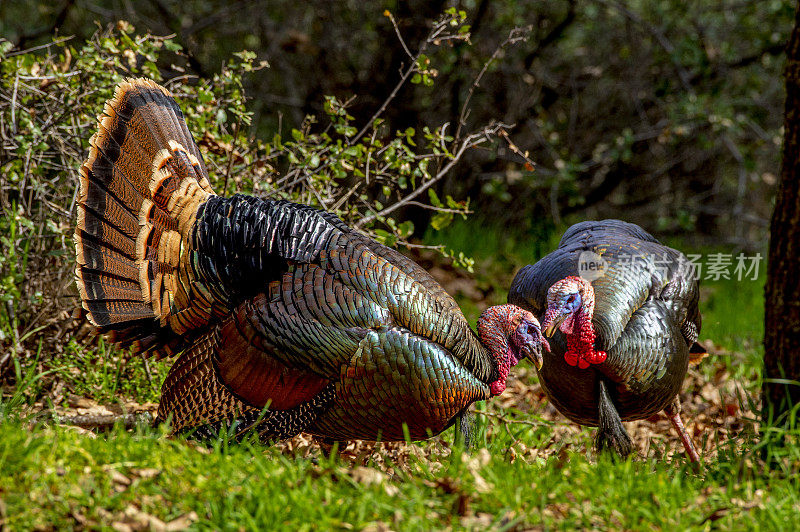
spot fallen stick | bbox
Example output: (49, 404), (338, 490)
(57, 412), (155, 431)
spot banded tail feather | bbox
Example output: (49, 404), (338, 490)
(74, 78), (216, 356)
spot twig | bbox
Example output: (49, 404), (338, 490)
(140, 353), (153, 386)
(399, 201), (474, 214)
(5, 36), (74, 57)
(331, 182), (362, 212)
(386, 11), (414, 60)
(0, 351), (12, 374)
(16, 72), (80, 81)
(497, 129), (536, 170)
(164, 74), (200, 88)
(222, 118), (242, 196)
(355, 122), (511, 228)
(10, 72), (19, 134)
(455, 26), (532, 142)
(58, 412), (155, 431)
(397, 241), (445, 251)
(365, 129), (377, 184)
(349, 13), (468, 146)
(479, 411), (551, 428)
(596, 0), (694, 94)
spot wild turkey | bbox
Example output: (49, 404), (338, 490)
(73, 78), (549, 444)
(508, 220), (706, 461)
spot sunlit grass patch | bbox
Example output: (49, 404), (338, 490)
(0, 410), (798, 530)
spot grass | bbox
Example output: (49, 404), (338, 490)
(1, 406), (798, 530)
(1, 218), (797, 531)
(47, 339), (170, 405)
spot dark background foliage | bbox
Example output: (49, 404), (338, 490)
(2, 0), (792, 247)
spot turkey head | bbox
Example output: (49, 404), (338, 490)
(478, 304), (550, 396)
(542, 276), (607, 370)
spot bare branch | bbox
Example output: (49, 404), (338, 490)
(399, 201), (474, 214)
(350, 61), (417, 146)
(7, 37), (74, 57)
(349, 13), (468, 146)
(355, 122), (512, 228)
(595, 0), (694, 94)
(455, 26), (532, 142)
(386, 11), (414, 61)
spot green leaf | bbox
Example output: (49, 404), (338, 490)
(428, 189), (442, 207)
(373, 229), (396, 247)
(163, 40), (182, 52)
(397, 221), (414, 238)
(430, 212), (453, 231)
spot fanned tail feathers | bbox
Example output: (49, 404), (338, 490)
(74, 78), (216, 355)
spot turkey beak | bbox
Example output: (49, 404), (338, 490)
(520, 343), (543, 371)
(522, 322), (548, 371)
(530, 345), (544, 371)
(543, 313), (566, 338)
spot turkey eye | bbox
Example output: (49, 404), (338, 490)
(567, 295), (575, 303)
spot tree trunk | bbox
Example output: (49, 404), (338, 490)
(764, 2), (800, 425)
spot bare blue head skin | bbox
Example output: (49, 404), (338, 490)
(541, 276), (606, 369)
(508, 319), (550, 366)
(543, 281), (584, 337)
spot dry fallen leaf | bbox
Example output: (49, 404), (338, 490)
(350, 466), (385, 486)
(107, 469), (132, 487)
(130, 468), (161, 480)
(107, 505), (199, 532)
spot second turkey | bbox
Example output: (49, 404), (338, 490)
(508, 220), (706, 462)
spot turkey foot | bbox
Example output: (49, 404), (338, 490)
(664, 397), (700, 463)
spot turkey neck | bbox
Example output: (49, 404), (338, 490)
(477, 304), (518, 396)
(491, 343), (513, 396)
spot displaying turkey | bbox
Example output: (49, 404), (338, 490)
(508, 220), (706, 461)
(73, 78), (549, 444)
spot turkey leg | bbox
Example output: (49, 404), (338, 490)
(664, 397), (700, 463)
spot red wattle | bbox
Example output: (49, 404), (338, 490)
(563, 310), (605, 369)
(489, 352), (511, 395)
